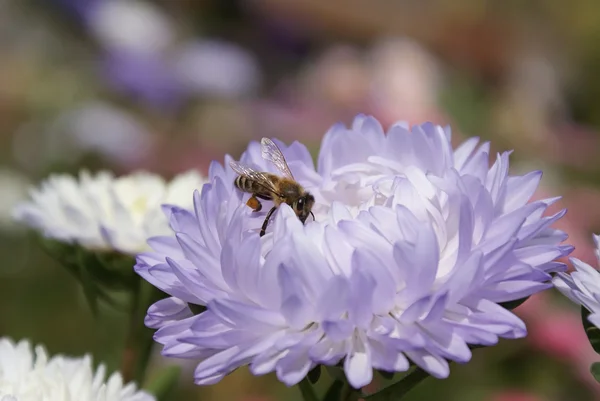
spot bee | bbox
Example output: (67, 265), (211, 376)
(230, 138), (315, 237)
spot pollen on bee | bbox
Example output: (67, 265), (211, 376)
(246, 196), (262, 212)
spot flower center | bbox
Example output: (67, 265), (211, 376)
(313, 162), (459, 278)
(130, 195), (149, 215)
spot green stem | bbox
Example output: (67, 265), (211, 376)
(363, 367), (429, 400)
(298, 377), (319, 401)
(321, 366), (363, 401)
(341, 383), (361, 401)
(120, 278), (164, 385)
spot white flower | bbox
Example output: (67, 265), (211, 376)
(13, 170), (206, 255)
(553, 234), (600, 327)
(0, 337), (154, 401)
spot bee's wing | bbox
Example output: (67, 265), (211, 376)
(261, 138), (294, 179)
(229, 160), (282, 195)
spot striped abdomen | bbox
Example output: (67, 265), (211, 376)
(234, 175), (276, 200)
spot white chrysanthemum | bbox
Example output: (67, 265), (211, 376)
(13, 170), (206, 254)
(553, 235), (600, 327)
(0, 337), (154, 401)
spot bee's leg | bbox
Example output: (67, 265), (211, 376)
(246, 195), (262, 212)
(260, 207), (277, 237)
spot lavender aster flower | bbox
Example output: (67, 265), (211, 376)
(553, 235), (600, 327)
(100, 51), (183, 109)
(136, 115), (571, 388)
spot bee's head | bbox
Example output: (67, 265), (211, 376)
(293, 193), (315, 224)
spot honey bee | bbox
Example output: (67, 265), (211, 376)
(230, 138), (315, 237)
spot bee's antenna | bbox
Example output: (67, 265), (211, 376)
(310, 211), (316, 222)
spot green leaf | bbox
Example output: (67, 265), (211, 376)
(591, 362), (600, 383)
(377, 370), (395, 380)
(322, 380), (345, 401)
(307, 365), (321, 384)
(297, 377), (319, 401)
(123, 281), (165, 385)
(36, 236), (134, 313)
(582, 306), (600, 354)
(188, 303), (207, 315)
(500, 296), (530, 311)
(95, 252), (138, 285)
(38, 238), (81, 279)
(324, 365), (346, 382)
(87, 252), (136, 289)
(80, 249), (129, 312)
(145, 365), (182, 401)
(37, 235), (136, 290)
(77, 254), (100, 316)
(364, 367), (430, 401)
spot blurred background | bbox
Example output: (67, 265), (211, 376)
(2, 1), (600, 400)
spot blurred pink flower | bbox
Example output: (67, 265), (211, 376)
(517, 292), (600, 397)
(252, 38), (451, 145)
(528, 305), (588, 360)
(301, 45), (370, 111)
(366, 37), (448, 127)
(515, 183), (600, 395)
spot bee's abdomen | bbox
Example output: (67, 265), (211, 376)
(234, 176), (254, 192)
(235, 176), (269, 195)
(234, 174), (277, 200)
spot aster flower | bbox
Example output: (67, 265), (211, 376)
(0, 337), (154, 401)
(13, 170), (206, 255)
(553, 234), (600, 328)
(100, 51), (183, 109)
(136, 115), (571, 389)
